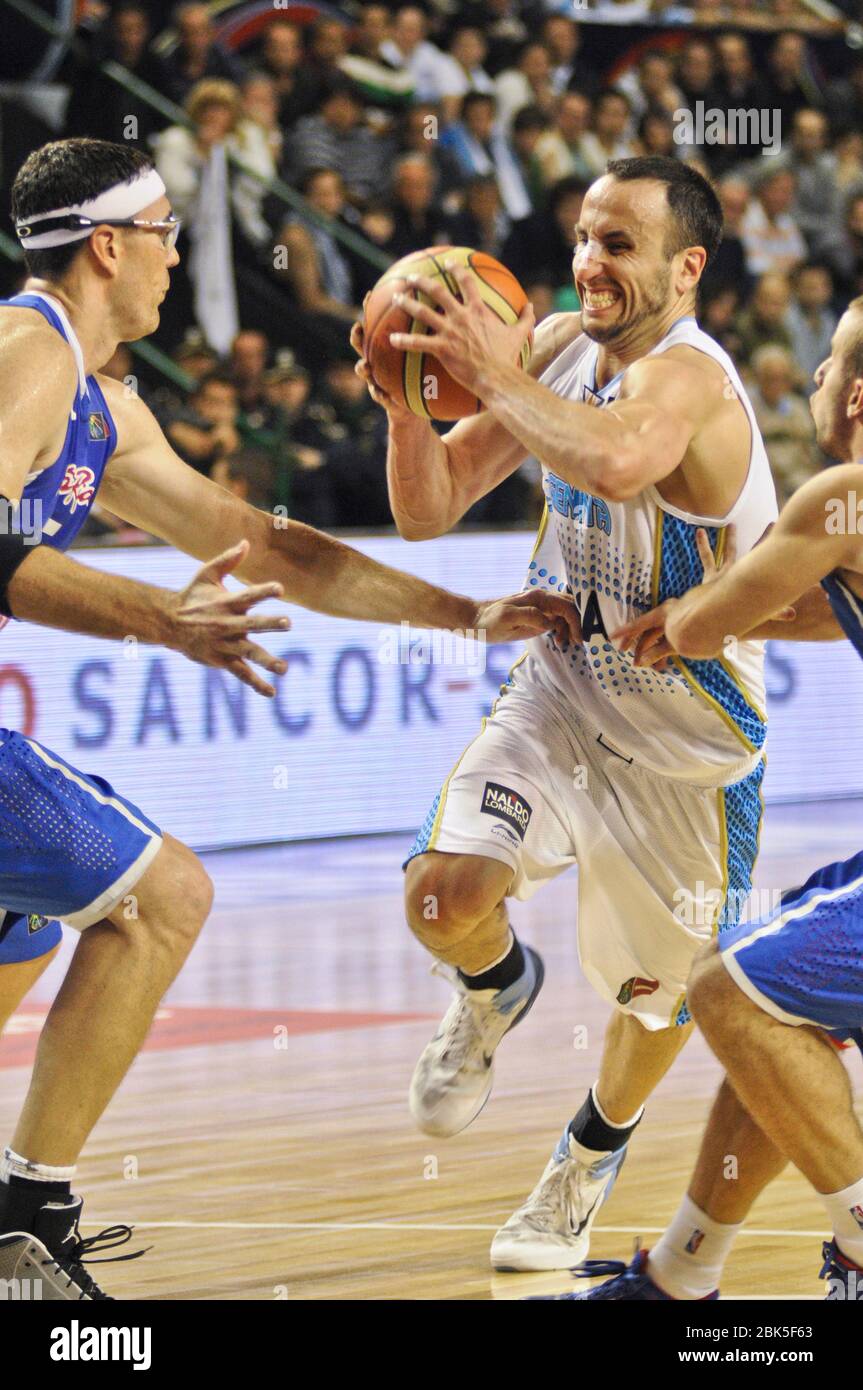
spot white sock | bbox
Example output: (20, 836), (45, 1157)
(1, 1146), (76, 1186)
(820, 1176), (863, 1267)
(648, 1195), (741, 1299)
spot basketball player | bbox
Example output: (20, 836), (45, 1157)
(0, 137), (577, 1300)
(352, 156), (814, 1272)
(546, 297), (863, 1300)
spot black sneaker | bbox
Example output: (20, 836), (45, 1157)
(0, 1190), (144, 1300)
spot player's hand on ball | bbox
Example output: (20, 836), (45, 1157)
(351, 313), (416, 418)
(168, 540), (291, 697)
(473, 590), (581, 646)
(389, 261), (535, 396)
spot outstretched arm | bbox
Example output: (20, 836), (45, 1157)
(613, 467), (861, 663)
(99, 379), (581, 645)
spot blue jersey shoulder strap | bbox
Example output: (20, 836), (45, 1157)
(822, 571), (863, 661)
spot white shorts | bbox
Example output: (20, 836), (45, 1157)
(406, 660), (765, 1030)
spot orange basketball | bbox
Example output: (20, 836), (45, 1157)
(362, 246), (531, 421)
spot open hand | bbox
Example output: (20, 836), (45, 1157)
(167, 540), (291, 696)
(474, 589), (581, 646)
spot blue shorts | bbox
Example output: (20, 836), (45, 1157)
(0, 729), (162, 962)
(720, 848), (863, 1045)
(0, 911), (62, 965)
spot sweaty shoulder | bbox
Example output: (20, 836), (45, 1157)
(0, 307), (79, 487)
(527, 311), (584, 379)
(618, 344), (730, 420)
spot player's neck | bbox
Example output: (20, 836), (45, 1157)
(594, 304), (695, 388)
(24, 276), (120, 376)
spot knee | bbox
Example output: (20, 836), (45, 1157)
(687, 941), (732, 1030)
(405, 854), (507, 944)
(120, 836), (213, 951)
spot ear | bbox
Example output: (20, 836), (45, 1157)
(847, 376), (863, 422)
(87, 227), (122, 278)
(679, 246), (707, 293)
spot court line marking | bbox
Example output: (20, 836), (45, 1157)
(80, 1219), (830, 1238)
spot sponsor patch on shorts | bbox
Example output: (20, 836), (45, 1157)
(480, 781), (532, 840)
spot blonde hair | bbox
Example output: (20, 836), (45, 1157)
(186, 79), (241, 128)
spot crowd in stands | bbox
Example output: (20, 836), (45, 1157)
(10, 0), (863, 533)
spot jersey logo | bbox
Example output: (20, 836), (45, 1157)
(543, 474), (612, 534)
(59, 463), (96, 513)
(616, 975), (659, 1005)
(87, 412), (108, 441)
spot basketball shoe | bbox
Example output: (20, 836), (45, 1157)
(0, 1185), (142, 1299)
(820, 1239), (863, 1300)
(491, 1125), (628, 1271)
(529, 1248), (719, 1300)
(409, 946), (544, 1137)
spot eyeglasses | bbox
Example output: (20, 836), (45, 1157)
(17, 213), (182, 248)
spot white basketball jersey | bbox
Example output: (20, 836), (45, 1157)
(522, 315), (779, 787)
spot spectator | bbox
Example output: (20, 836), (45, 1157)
(700, 285), (743, 359)
(735, 271), (795, 365)
(761, 31), (823, 130)
(580, 91), (635, 177)
(229, 329), (273, 419)
(541, 16), (596, 98)
(259, 21), (321, 129)
(446, 27), (495, 95)
(636, 111), (679, 161)
(159, 2), (245, 106)
(306, 17), (351, 92)
(494, 42), (556, 132)
(827, 191), (863, 303)
(534, 90), (595, 187)
(318, 356), (394, 528)
(834, 130), (863, 196)
(510, 104), (551, 211)
(676, 38), (723, 115)
(438, 91), (532, 219)
(749, 345), (820, 507)
(153, 78), (245, 353)
(616, 52), (682, 130)
(739, 165), (807, 277)
(385, 153), (456, 259)
(458, 0), (533, 77)
(396, 101), (463, 202)
(288, 78), (391, 208)
(448, 174), (509, 256)
(714, 31), (771, 115)
(380, 7), (465, 120)
(775, 108), (840, 259)
(166, 371), (242, 474)
(278, 168), (360, 327)
(700, 176), (750, 298)
(352, 5), (392, 63)
(826, 54), (863, 139)
(502, 174), (586, 293)
(62, 3), (168, 148)
(787, 262), (838, 394)
(212, 448), (278, 511)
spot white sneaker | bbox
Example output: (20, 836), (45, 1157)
(490, 1127), (628, 1272)
(409, 947), (544, 1138)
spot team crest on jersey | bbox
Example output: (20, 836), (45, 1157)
(616, 975), (659, 1005)
(480, 782), (532, 840)
(88, 412), (108, 441)
(27, 913), (50, 935)
(59, 463), (96, 513)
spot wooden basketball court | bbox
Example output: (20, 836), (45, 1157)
(2, 801), (859, 1301)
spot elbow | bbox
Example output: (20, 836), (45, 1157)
(394, 517), (446, 542)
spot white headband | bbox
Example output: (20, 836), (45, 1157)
(16, 169), (168, 249)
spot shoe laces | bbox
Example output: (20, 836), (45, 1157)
(46, 1224), (148, 1301)
(520, 1156), (584, 1234)
(430, 963), (493, 1069)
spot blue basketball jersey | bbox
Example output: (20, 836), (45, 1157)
(1, 291), (116, 555)
(822, 571), (863, 661)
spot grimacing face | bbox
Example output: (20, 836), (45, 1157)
(573, 177), (682, 346)
(810, 310), (863, 459)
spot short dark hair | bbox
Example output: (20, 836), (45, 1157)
(462, 90), (496, 118)
(299, 165), (344, 195)
(194, 370), (237, 396)
(11, 138), (154, 279)
(512, 104), (549, 135)
(605, 155), (723, 267)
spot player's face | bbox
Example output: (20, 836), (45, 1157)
(114, 193), (179, 337)
(573, 178), (677, 346)
(810, 310), (863, 459)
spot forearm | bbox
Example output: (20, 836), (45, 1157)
(256, 517), (477, 629)
(7, 544), (173, 645)
(744, 584), (844, 642)
(474, 361), (647, 500)
(386, 414), (458, 539)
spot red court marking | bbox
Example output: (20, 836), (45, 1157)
(0, 1005), (433, 1069)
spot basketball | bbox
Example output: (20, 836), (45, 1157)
(362, 246), (531, 421)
